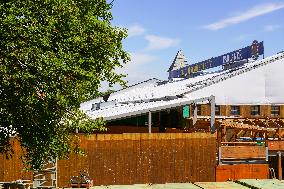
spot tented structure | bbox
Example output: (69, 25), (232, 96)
(81, 52), (284, 121)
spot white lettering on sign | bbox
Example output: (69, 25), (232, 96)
(223, 54), (230, 63)
(233, 51), (242, 61)
(223, 50), (243, 64)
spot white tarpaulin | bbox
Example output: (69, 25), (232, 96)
(187, 55), (284, 105)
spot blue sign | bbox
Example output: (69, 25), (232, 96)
(169, 40), (264, 79)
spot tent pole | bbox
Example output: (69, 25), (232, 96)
(148, 111), (152, 133)
(193, 103), (197, 126)
(210, 95), (216, 133)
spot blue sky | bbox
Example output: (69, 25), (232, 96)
(110, 0), (284, 86)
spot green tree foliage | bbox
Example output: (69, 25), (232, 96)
(0, 0), (129, 169)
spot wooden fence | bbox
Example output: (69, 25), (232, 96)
(0, 139), (33, 182)
(1, 133), (216, 187)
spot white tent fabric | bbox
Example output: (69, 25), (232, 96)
(84, 96), (211, 121)
(80, 52), (284, 120)
(186, 54), (284, 105)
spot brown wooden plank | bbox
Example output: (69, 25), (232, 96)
(106, 134), (113, 185)
(188, 134), (193, 181)
(179, 133), (186, 183)
(127, 134), (133, 184)
(140, 134), (147, 183)
(191, 137), (198, 182)
(124, 134), (131, 184)
(221, 146), (266, 159)
(117, 134), (123, 184)
(196, 133), (202, 182)
(210, 136), (216, 181)
(174, 134), (180, 183)
(268, 141), (284, 151)
(136, 133), (143, 184)
(111, 134), (117, 184)
(160, 134), (167, 184)
(216, 164), (269, 181)
(184, 134), (191, 182)
(164, 133), (170, 182)
(199, 135), (207, 182)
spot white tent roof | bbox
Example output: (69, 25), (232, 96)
(85, 96), (212, 121)
(186, 53), (284, 104)
(81, 52), (284, 120)
(79, 78), (162, 111)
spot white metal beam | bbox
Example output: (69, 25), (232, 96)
(210, 95), (216, 133)
(103, 96), (211, 121)
(193, 103), (197, 126)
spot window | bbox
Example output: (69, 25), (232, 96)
(251, 105), (260, 116)
(197, 105), (201, 115)
(271, 105), (280, 116)
(231, 106), (240, 116)
(191, 104), (201, 115)
(215, 105), (220, 116)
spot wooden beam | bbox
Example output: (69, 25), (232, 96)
(223, 126), (227, 142)
(221, 142), (258, 145)
(221, 146), (266, 160)
(250, 131), (253, 140)
(278, 128), (281, 141)
(242, 130), (248, 138)
(217, 128), (222, 147)
(236, 130), (245, 138)
(220, 121), (272, 132)
(277, 119), (284, 127)
(228, 129), (237, 142)
(253, 132), (258, 141)
(268, 141), (284, 151)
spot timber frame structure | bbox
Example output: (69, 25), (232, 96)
(189, 117), (284, 180)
